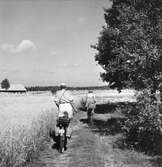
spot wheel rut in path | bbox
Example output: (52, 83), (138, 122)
(29, 112), (105, 167)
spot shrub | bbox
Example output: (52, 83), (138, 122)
(121, 90), (162, 155)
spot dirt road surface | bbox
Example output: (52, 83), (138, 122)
(29, 108), (158, 167)
(29, 111), (112, 167)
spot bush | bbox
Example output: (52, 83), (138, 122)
(121, 90), (162, 155)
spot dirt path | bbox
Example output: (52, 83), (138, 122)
(29, 109), (158, 167)
(29, 111), (106, 167)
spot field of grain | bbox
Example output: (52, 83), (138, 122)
(0, 92), (56, 129)
(74, 89), (136, 108)
(0, 89), (135, 167)
(0, 92), (57, 167)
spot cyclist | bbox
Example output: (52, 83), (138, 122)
(54, 83), (76, 150)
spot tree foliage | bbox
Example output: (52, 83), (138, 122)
(120, 90), (162, 155)
(1, 78), (10, 90)
(92, 0), (162, 92)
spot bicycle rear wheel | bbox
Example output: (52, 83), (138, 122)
(58, 135), (65, 153)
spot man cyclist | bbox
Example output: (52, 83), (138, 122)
(85, 90), (96, 124)
(54, 83), (76, 149)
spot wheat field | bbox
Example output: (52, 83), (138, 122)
(0, 92), (57, 167)
(0, 89), (135, 167)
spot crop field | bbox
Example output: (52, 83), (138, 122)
(0, 89), (136, 167)
(0, 92), (55, 130)
(74, 89), (136, 107)
(94, 89), (136, 103)
(0, 92), (57, 167)
(0, 89), (135, 133)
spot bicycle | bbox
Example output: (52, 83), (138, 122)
(56, 114), (70, 153)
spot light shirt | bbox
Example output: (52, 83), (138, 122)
(54, 89), (73, 104)
(54, 89), (74, 119)
(85, 92), (96, 109)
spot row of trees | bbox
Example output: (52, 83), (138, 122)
(26, 85), (109, 93)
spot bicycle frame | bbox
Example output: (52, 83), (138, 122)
(57, 118), (69, 153)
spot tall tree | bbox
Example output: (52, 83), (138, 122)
(1, 78), (10, 90)
(92, 0), (162, 93)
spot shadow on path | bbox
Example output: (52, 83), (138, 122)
(80, 102), (126, 136)
(95, 102), (136, 114)
(92, 117), (123, 135)
(86, 102), (162, 167)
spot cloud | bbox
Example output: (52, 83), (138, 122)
(16, 40), (36, 52)
(1, 40), (36, 53)
(78, 17), (86, 23)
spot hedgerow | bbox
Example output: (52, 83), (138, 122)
(121, 90), (162, 155)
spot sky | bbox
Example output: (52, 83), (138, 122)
(0, 0), (112, 87)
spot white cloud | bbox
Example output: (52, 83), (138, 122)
(1, 40), (36, 53)
(78, 17), (86, 23)
(16, 40), (36, 52)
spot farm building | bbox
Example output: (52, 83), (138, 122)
(0, 84), (26, 93)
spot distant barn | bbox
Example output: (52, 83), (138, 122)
(0, 84), (26, 93)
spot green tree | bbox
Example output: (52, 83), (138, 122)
(92, 0), (162, 94)
(1, 78), (10, 90)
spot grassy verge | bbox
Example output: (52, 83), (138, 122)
(0, 109), (56, 167)
(93, 105), (162, 167)
(98, 134), (159, 167)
